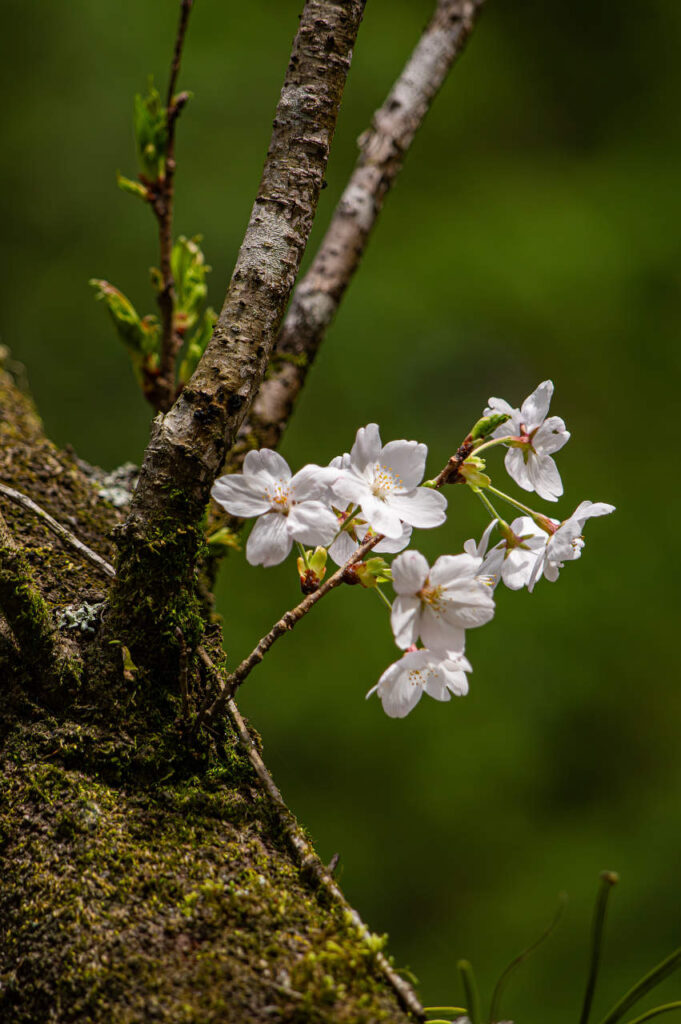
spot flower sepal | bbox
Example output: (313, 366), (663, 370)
(459, 456), (491, 490)
(344, 556), (392, 590)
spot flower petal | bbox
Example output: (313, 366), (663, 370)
(290, 463), (336, 501)
(387, 487), (447, 530)
(211, 475), (271, 517)
(572, 500), (616, 524)
(359, 495), (404, 539)
(375, 656), (424, 718)
(287, 501), (338, 546)
(391, 550), (430, 595)
(246, 512), (292, 567)
(390, 596), (420, 649)
(430, 552), (479, 587)
(328, 529), (359, 566)
(527, 452), (563, 501)
(441, 662), (470, 697)
(419, 610), (466, 654)
(520, 380), (554, 430)
(374, 522), (412, 554)
(379, 440), (427, 490)
(533, 417), (570, 455)
(350, 423), (382, 472)
(242, 448), (291, 487)
(504, 447), (533, 492)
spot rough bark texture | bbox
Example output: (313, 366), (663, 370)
(0, 368), (417, 1023)
(111, 0), (366, 675)
(228, 0), (485, 466)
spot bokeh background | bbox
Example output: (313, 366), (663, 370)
(2, 1), (681, 1019)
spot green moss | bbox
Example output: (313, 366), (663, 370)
(0, 718), (415, 1024)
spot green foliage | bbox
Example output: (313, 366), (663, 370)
(178, 305), (217, 385)
(116, 171), (149, 202)
(89, 279), (160, 380)
(133, 78), (168, 181)
(170, 235), (212, 334)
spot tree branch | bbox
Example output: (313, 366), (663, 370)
(150, 0), (194, 412)
(227, 0), (485, 466)
(112, 0), (366, 669)
(225, 691), (426, 1020)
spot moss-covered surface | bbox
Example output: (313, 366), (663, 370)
(0, 370), (417, 1022)
(0, 718), (411, 1024)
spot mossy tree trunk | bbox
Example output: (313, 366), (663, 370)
(0, 367), (417, 1022)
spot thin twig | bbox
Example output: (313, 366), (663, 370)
(226, 0), (485, 471)
(225, 687), (425, 1020)
(206, 533), (381, 722)
(152, 0), (194, 412)
(0, 482), (115, 579)
(113, 0), (367, 641)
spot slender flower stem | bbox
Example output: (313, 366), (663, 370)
(374, 586), (393, 611)
(470, 435), (516, 457)
(296, 542), (310, 570)
(475, 487), (506, 525)
(486, 484), (544, 521)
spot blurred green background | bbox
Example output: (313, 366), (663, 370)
(2, 1), (681, 1018)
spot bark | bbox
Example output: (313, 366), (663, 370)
(111, 0), (366, 675)
(0, 367), (419, 1023)
(228, 0), (485, 466)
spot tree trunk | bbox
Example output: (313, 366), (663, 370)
(0, 367), (417, 1023)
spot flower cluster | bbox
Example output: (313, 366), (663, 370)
(210, 381), (614, 718)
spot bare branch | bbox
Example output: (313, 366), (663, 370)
(112, 1), (367, 663)
(0, 482), (115, 579)
(211, 674), (426, 1019)
(150, 0), (195, 412)
(206, 532), (381, 722)
(228, 0), (485, 465)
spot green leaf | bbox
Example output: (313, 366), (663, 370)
(171, 235), (212, 333)
(116, 171), (149, 201)
(178, 306), (217, 384)
(134, 78), (168, 181)
(90, 279), (160, 381)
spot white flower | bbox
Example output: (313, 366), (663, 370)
(390, 549), (495, 654)
(211, 449), (338, 567)
(327, 452), (412, 564)
(485, 380), (570, 501)
(327, 519), (412, 566)
(472, 516), (551, 591)
(366, 648), (471, 718)
(529, 500), (615, 590)
(329, 424), (447, 540)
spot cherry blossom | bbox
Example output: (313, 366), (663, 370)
(366, 648), (471, 718)
(329, 424), (447, 540)
(391, 549), (495, 653)
(528, 500), (615, 590)
(211, 449), (338, 567)
(485, 380), (570, 501)
(472, 516), (551, 591)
